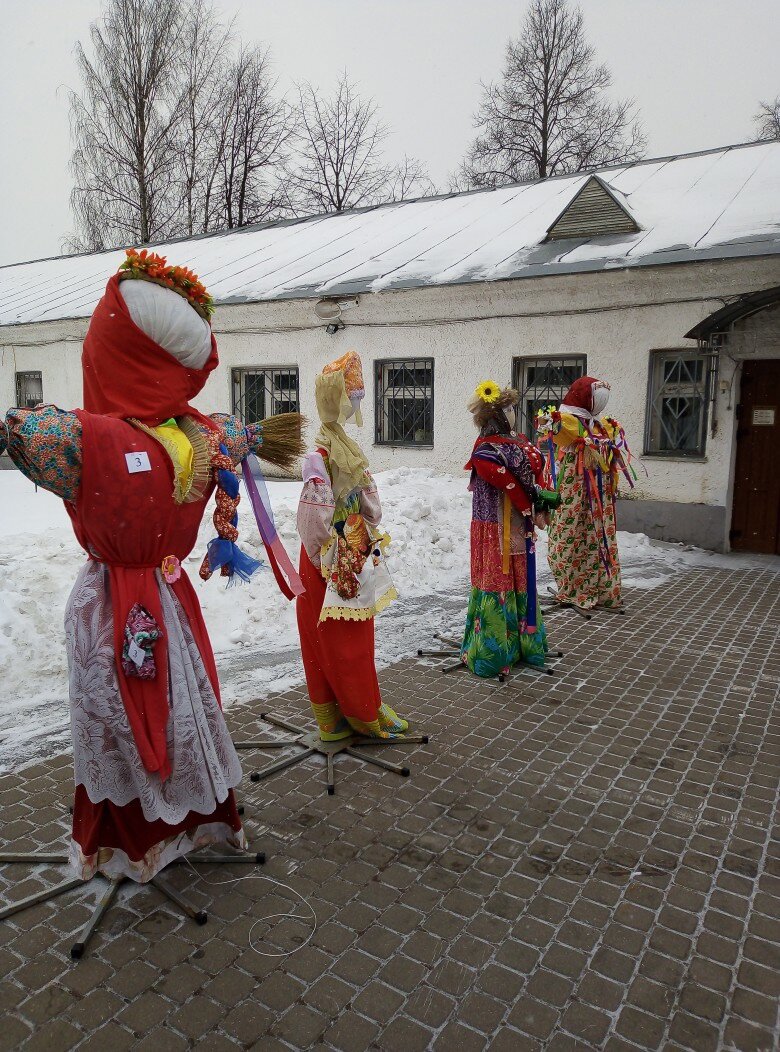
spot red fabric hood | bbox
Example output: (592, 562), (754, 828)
(561, 375), (598, 413)
(82, 273), (218, 426)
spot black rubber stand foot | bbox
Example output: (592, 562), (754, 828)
(195, 911), (208, 925)
(70, 943), (84, 960)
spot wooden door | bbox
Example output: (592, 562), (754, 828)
(730, 359), (780, 553)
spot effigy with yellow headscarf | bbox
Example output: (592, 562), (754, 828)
(295, 351), (408, 741)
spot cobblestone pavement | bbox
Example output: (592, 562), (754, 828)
(1, 564), (779, 1052)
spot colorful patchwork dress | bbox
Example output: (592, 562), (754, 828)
(538, 412), (635, 610)
(1, 404), (265, 881)
(296, 449), (401, 737)
(461, 434), (549, 677)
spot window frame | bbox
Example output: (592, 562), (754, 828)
(230, 365), (300, 424)
(374, 357), (435, 448)
(643, 349), (710, 458)
(512, 355), (588, 437)
(15, 370), (43, 409)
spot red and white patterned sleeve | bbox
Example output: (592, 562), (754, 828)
(297, 452), (335, 563)
(359, 471), (382, 527)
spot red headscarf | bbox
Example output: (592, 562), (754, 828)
(82, 274), (218, 427)
(561, 375), (599, 414)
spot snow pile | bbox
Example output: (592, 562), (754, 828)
(0, 467), (750, 771)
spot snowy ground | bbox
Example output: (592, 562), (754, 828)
(0, 468), (765, 773)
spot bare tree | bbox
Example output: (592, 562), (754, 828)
(176, 0), (234, 236)
(69, 0), (185, 250)
(288, 73), (392, 214)
(458, 0), (646, 188)
(754, 97), (780, 140)
(385, 156), (438, 201)
(213, 48), (294, 229)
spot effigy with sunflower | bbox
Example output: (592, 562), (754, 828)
(460, 380), (560, 678)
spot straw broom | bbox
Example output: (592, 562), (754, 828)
(253, 412), (307, 474)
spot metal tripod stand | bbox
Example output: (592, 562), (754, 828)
(543, 585), (627, 621)
(235, 712), (429, 796)
(417, 633), (564, 682)
(0, 846), (265, 960)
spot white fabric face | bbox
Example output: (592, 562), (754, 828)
(119, 279), (212, 370)
(592, 385), (611, 416)
(348, 394), (364, 426)
(504, 406), (517, 430)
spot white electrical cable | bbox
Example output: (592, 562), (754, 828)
(183, 856), (318, 958)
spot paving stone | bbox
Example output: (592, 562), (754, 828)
(133, 1028), (190, 1052)
(302, 974), (354, 1016)
(76, 1022), (135, 1052)
(722, 1017), (777, 1052)
(271, 1004), (328, 1046)
(668, 1010), (721, 1051)
(324, 1010), (381, 1051)
(170, 996), (226, 1041)
(560, 1001), (612, 1044)
(433, 1020), (488, 1052)
(23, 1018), (82, 1052)
(221, 999), (275, 1044)
(0, 1016), (32, 1052)
(1, 569), (779, 1052)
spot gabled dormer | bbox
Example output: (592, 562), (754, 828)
(545, 175), (640, 241)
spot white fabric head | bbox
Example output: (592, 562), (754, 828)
(119, 278), (212, 370)
(591, 384), (611, 416)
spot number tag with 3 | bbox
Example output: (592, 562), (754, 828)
(125, 451), (151, 473)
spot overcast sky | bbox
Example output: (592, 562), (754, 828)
(1, 0), (778, 268)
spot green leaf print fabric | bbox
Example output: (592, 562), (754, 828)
(461, 588), (548, 677)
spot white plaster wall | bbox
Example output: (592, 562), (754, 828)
(0, 319), (85, 411)
(3, 257), (780, 515)
(197, 257), (780, 508)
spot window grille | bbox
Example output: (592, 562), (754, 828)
(512, 356), (587, 436)
(375, 358), (434, 446)
(231, 367), (299, 424)
(645, 351), (709, 456)
(15, 371), (43, 409)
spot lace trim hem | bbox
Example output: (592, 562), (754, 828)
(70, 822), (247, 883)
(73, 771), (243, 828)
(319, 586), (398, 623)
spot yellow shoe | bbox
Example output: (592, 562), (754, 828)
(379, 703), (409, 734)
(311, 701), (352, 742)
(319, 721), (352, 742)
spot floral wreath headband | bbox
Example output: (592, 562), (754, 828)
(118, 249), (215, 320)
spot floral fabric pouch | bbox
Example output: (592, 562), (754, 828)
(121, 603), (162, 680)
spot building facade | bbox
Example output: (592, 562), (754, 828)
(2, 142), (780, 554)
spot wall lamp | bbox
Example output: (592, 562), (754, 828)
(314, 297), (358, 334)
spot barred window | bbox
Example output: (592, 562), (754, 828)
(375, 358), (434, 446)
(231, 367), (299, 424)
(645, 351), (709, 456)
(15, 371), (43, 409)
(512, 356), (587, 436)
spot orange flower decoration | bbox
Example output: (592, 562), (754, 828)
(118, 249), (215, 320)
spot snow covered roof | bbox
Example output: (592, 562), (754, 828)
(2, 139), (779, 328)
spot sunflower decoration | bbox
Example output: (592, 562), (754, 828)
(475, 380), (501, 404)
